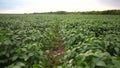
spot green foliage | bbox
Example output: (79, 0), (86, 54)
(0, 14), (120, 68)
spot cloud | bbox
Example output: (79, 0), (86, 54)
(0, 0), (29, 9)
(0, 0), (120, 13)
(98, 0), (120, 8)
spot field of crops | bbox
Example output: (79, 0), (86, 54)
(0, 14), (120, 68)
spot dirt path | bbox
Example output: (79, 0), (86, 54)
(46, 22), (65, 67)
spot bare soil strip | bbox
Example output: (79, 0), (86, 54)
(46, 22), (64, 67)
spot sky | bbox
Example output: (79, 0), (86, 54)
(0, 0), (120, 13)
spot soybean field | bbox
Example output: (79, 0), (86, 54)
(0, 14), (120, 68)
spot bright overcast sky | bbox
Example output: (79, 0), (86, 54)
(0, 0), (120, 13)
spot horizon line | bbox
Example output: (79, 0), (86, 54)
(0, 9), (120, 14)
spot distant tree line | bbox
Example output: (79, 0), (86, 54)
(33, 10), (120, 15)
(80, 10), (120, 15)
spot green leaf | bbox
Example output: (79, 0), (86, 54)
(11, 56), (18, 61)
(96, 60), (106, 67)
(114, 47), (119, 54)
(21, 48), (27, 52)
(28, 53), (34, 56)
(57, 66), (62, 68)
(4, 39), (11, 45)
(12, 62), (25, 68)
(33, 64), (39, 68)
(12, 66), (21, 68)
(23, 55), (29, 61)
(16, 62), (25, 66)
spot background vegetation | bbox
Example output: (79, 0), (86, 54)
(33, 10), (120, 15)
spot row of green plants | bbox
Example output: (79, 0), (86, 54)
(59, 15), (120, 68)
